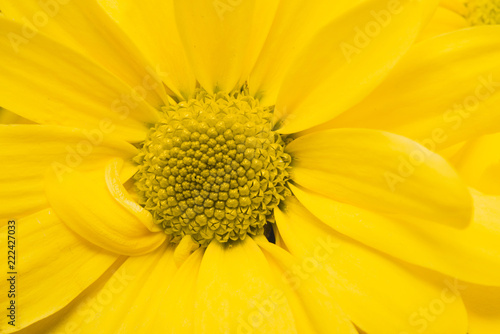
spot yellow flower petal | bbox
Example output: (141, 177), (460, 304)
(157, 248), (204, 333)
(291, 184), (500, 286)
(287, 128), (472, 228)
(2, 0), (168, 107)
(0, 17), (158, 142)
(174, 0), (280, 93)
(453, 133), (500, 195)
(97, 0), (196, 100)
(46, 158), (166, 256)
(274, 0), (439, 133)
(195, 237), (298, 333)
(323, 26), (500, 149)
(0, 125), (137, 219)
(12, 244), (181, 334)
(248, 1), (360, 105)
(418, 6), (469, 40)
(462, 283), (500, 334)
(275, 198), (468, 334)
(0, 209), (120, 333)
(256, 237), (358, 334)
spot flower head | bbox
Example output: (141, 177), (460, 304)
(1, 0), (500, 333)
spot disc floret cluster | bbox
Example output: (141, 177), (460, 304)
(134, 89), (291, 246)
(466, 0), (500, 25)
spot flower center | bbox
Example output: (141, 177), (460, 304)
(134, 89), (291, 246)
(465, 0), (500, 25)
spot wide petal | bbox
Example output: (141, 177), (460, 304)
(291, 184), (500, 286)
(46, 158), (166, 256)
(321, 26), (500, 149)
(286, 128), (472, 227)
(0, 125), (137, 219)
(0, 209), (120, 333)
(273, 0), (439, 133)
(275, 197), (468, 334)
(173, 0), (280, 93)
(195, 237), (299, 333)
(0, 17), (158, 142)
(97, 0), (196, 99)
(2, 0), (168, 107)
(256, 236), (359, 334)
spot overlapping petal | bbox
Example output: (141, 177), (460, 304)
(174, 0), (279, 93)
(273, 0), (439, 133)
(286, 128), (472, 227)
(275, 197), (468, 334)
(0, 209), (121, 333)
(46, 158), (166, 256)
(292, 184), (500, 286)
(1, 0), (168, 107)
(0, 125), (137, 219)
(453, 133), (500, 195)
(0, 17), (158, 142)
(97, 0), (196, 99)
(319, 26), (500, 149)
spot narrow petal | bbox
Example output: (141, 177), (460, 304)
(0, 17), (158, 142)
(256, 237), (359, 334)
(322, 26), (500, 149)
(2, 0), (168, 107)
(292, 184), (500, 286)
(174, 0), (280, 93)
(46, 159), (167, 256)
(195, 237), (299, 333)
(0, 125), (137, 218)
(274, 0), (439, 133)
(462, 284), (500, 334)
(286, 128), (472, 227)
(0, 209), (120, 333)
(453, 133), (500, 195)
(97, 0), (196, 99)
(275, 198), (468, 334)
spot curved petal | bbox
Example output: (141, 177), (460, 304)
(274, 0), (439, 133)
(462, 284), (500, 334)
(291, 184), (500, 286)
(0, 17), (158, 142)
(0, 209), (120, 333)
(98, 0), (197, 99)
(194, 237), (299, 333)
(286, 128), (472, 227)
(453, 132), (500, 195)
(321, 26), (500, 149)
(2, 0), (168, 107)
(275, 197), (468, 334)
(46, 158), (167, 256)
(174, 0), (280, 93)
(256, 236), (359, 334)
(0, 125), (137, 219)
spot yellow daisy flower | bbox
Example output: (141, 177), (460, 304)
(0, 0), (498, 333)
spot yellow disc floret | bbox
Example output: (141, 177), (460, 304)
(134, 89), (291, 246)
(465, 0), (500, 25)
